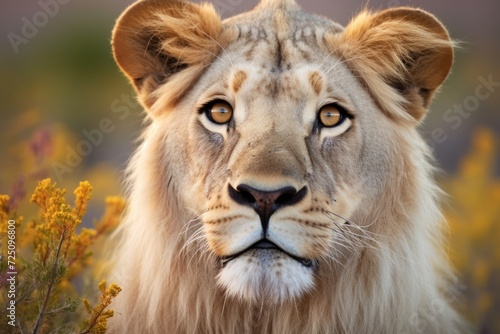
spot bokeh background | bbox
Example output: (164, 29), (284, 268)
(1, 0), (499, 332)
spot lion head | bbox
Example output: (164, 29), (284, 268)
(109, 0), (465, 332)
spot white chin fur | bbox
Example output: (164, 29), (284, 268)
(216, 250), (314, 303)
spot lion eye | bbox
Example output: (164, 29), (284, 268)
(206, 101), (233, 125)
(318, 104), (346, 128)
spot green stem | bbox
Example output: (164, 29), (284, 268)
(79, 303), (106, 334)
(31, 231), (66, 334)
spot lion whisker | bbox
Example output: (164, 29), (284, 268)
(325, 211), (384, 253)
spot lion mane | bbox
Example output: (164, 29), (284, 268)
(108, 0), (465, 333)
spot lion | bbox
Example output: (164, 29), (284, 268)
(108, 0), (466, 332)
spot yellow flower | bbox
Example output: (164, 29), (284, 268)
(81, 280), (122, 334)
(73, 181), (93, 220)
(444, 128), (499, 327)
(0, 194), (10, 220)
(0, 195), (10, 234)
(30, 178), (66, 224)
(95, 196), (125, 235)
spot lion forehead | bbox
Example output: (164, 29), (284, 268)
(221, 8), (344, 69)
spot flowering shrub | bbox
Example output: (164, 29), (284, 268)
(0, 180), (123, 333)
(443, 129), (500, 332)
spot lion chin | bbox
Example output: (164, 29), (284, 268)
(217, 244), (315, 303)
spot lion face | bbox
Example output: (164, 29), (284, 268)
(181, 54), (375, 302)
(112, 0), (453, 306)
(154, 32), (417, 302)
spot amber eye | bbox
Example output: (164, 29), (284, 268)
(318, 104), (345, 127)
(206, 101), (233, 125)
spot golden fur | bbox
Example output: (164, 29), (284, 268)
(109, 0), (466, 332)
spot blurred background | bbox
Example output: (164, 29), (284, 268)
(1, 0), (498, 332)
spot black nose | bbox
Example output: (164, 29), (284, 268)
(228, 184), (307, 231)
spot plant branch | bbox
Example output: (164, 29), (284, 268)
(45, 299), (78, 316)
(16, 281), (39, 305)
(79, 304), (106, 334)
(17, 318), (25, 334)
(31, 230), (66, 334)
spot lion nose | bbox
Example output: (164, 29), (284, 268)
(228, 184), (307, 231)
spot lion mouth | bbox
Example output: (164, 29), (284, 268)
(220, 239), (314, 268)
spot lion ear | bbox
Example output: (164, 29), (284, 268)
(333, 7), (454, 122)
(112, 0), (223, 113)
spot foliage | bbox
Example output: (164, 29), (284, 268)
(81, 280), (122, 334)
(0, 179), (123, 334)
(443, 128), (500, 332)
